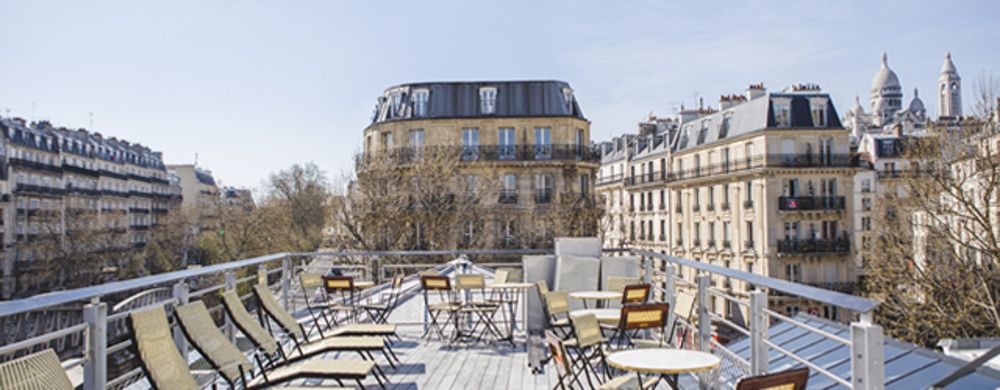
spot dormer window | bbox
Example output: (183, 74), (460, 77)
(412, 89), (429, 117)
(390, 92), (403, 117)
(562, 87), (574, 112)
(809, 97), (829, 127)
(696, 121), (709, 145)
(773, 98), (792, 128)
(479, 87), (497, 114)
(719, 114), (731, 139)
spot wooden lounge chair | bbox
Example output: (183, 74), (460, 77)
(735, 367), (810, 390)
(251, 284), (398, 341)
(173, 300), (384, 389)
(220, 290), (399, 369)
(0, 348), (73, 390)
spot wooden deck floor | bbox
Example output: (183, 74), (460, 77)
(276, 284), (703, 390)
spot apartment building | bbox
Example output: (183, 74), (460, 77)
(0, 117), (181, 298)
(167, 164), (220, 230)
(598, 84), (859, 321)
(362, 80), (600, 248)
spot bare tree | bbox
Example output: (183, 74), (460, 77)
(971, 71), (1000, 119)
(865, 118), (1000, 346)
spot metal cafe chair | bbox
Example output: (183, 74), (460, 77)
(299, 271), (344, 329)
(455, 274), (507, 343)
(566, 313), (612, 387)
(621, 283), (652, 305)
(360, 274), (405, 324)
(420, 275), (459, 340)
(609, 302), (671, 349)
(735, 367), (809, 390)
(323, 275), (360, 322)
(543, 290), (574, 340)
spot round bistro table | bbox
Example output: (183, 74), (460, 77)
(488, 282), (534, 339)
(569, 291), (622, 308)
(606, 348), (720, 389)
(569, 308), (621, 325)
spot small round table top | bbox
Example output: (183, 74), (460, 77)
(489, 282), (534, 289)
(569, 308), (620, 323)
(354, 281), (375, 289)
(606, 348), (720, 375)
(570, 291), (622, 300)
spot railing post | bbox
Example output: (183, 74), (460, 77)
(642, 256), (652, 284)
(696, 274), (711, 352)
(749, 290), (769, 375)
(224, 271), (236, 341)
(258, 264), (268, 286)
(373, 255), (382, 284)
(852, 313), (885, 390)
(82, 299), (107, 390)
(281, 256), (292, 312)
(172, 281), (190, 357)
(663, 264), (676, 342)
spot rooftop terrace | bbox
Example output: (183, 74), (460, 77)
(0, 245), (998, 389)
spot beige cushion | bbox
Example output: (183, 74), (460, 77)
(298, 336), (386, 358)
(253, 284), (304, 339)
(221, 290), (280, 355)
(0, 349), (73, 390)
(175, 301), (253, 385)
(129, 306), (199, 390)
(332, 323), (397, 336)
(247, 359), (375, 386)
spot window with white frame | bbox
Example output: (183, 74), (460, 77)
(479, 87), (497, 114)
(773, 98), (792, 127)
(412, 89), (429, 117)
(809, 97), (829, 127)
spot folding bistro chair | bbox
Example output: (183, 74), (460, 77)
(220, 290), (398, 370)
(605, 276), (641, 293)
(609, 302), (670, 348)
(251, 285), (400, 354)
(323, 276), (359, 322)
(566, 313), (611, 388)
(301, 272), (352, 328)
(420, 274), (459, 340)
(359, 274), (405, 324)
(670, 292), (698, 347)
(548, 332), (655, 390)
(455, 274), (507, 343)
(735, 367), (810, 390)
(0, 348), (74, 390)
(174, 300), (386, 389)
(621, 283), (652, 305)
(543, 290), (574, 339)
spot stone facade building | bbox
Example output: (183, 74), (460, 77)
(362, 80), (601, 248)
(597, 84), (859, 321)
(0, 117), (182, 298)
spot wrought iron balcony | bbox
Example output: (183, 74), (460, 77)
(498, 190), (518, 204)
(534, 190), (552, 204)
(778, 196), (846, 211)
(9, 157), (62, 174)
(777, 237), (850, 254)
(367, 144), (601, 165)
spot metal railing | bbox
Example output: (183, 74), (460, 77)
(0, 248), (546, 390)
(632, 249), (883, 389)
(0, 246), (892, 389)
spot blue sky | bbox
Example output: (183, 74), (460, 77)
(1, 1), (998, 188)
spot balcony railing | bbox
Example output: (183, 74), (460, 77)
(665, 154), (858, 183)
(534, 190), (552, 204)
(498, 190), (518, 204)
(595, 173), (623, 186)
(777, 237), (850, 254)
(778, 196), (846, 211)
(0, 245), (894, 389)
(14, 183), (65, 196)
(9, 157), (63, 174)
(365, 144), (601, 165)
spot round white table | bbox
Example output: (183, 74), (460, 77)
(569, 291), (622, 308)
(569, 308), (620, 324)
(606, 348), (720, 389)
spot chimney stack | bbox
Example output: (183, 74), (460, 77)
(747, 83), (766, 100)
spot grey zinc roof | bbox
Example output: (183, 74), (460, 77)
(671, 93), (844, 153)
(370, 80), (585, 125)
(722, 314), (1000, 389)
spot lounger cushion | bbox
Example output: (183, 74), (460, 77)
(0, 349), (74, 390)
(298, 336), (386, 358)
(246, 359), (375, 386)
(129, 306), (200, 390)
(332, 323), (397, 336)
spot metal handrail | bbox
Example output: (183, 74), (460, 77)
(634, 249), (878, 313)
